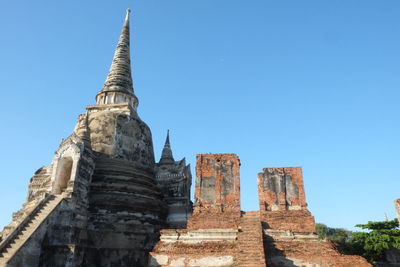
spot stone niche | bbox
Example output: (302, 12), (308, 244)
(188, 154), (241, 229)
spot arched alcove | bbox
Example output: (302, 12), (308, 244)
(53, 157), (73, 194)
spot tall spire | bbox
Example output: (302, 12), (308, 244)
(96, 9), (138, 109)
(159, 130), (175, 164)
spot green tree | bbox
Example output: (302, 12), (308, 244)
(315, 223), (352, 252)
(347, 219), (400, 263)
(316, 219), (400, 264)
(316, 223), (329, 238)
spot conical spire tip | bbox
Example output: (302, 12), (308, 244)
(125, 8), (131, 21)
(165, 130), (170, 145)
(160, 129), (174, 164)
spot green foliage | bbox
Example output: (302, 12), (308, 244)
(355, 219), (399, 231)
(315, 223), (352, 251)
(317, 219), (400, 264)
(349, 219), (400, 263)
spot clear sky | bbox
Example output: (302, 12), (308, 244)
(0, 0), (399, 231)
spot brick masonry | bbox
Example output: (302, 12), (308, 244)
(258, 167), (307, 212)
(188, 154), (241, 230)
(258, 167), (316, 233)
(150, 156), (371, 267)
(265, 239), (372, 267)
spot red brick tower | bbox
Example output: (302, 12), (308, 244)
(188, 154), (241, 229)
(258, 167), (315, 232)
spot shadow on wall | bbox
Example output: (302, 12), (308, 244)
(263, 235), (297, 267)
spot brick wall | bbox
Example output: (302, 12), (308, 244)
(150, 157), (371, 266)
(258, 167), (316, 232)
(262, 210), (316, 233)
(265, 239), (371, 267)
(188, 154), (241, 229)
(258, 167), (307, 212)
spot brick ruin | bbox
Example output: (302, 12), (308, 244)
(188, 154), (241, 230)
(149, 154), (371, 267)
(0, 9), (372, 267)
(258, 167), (316, 233)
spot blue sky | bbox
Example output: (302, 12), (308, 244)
(0, 1), (399, 231)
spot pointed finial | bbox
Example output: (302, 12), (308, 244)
(159, 130), (175, 164)
(166, 129), (170, 144)
(96, 8), (139, 108)
(125, 8), (131, 22)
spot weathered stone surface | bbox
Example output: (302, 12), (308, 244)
(150, 254), (169, 265)
(170, 257), (185, 267)
(155, 132), (192, 229)
(159, 229), (238, 243)
(96, 9), (138, 110)
(187, 256), (234, 266)
(148, 255), (234, 267)
(87, 104), (155, 166)
(0, 10), (168, 267)
(0, 166), (53, 241)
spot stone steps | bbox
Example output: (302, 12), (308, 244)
(0, 195), (64, 265)
(236, 212), (267, 267)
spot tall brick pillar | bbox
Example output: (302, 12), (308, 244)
(188, 154), (241, 229)
(258, 167), (315, 232)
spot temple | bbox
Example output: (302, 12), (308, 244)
(0, 10), (371, 267)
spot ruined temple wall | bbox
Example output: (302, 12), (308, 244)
(149, 240), (236, 267)
(265, 237), (371, 267)
(0, 166), (53, 241)
(261, 210), (315, 233)
(6, 200), (69, 267)
(258, 167), (307, 212)
(0, 130), (97, 264)
(258, 167), (315, 233)
(150, 154), (242, 266)
(42, 142), (97, 266)
(258, 167), (371, 266)
(151, 156), (372, 267)
(16, 133), (98, 266)
(84, 156), (166, 266)
(188, 154), (241, 229)
(69, 104), (166, 266)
